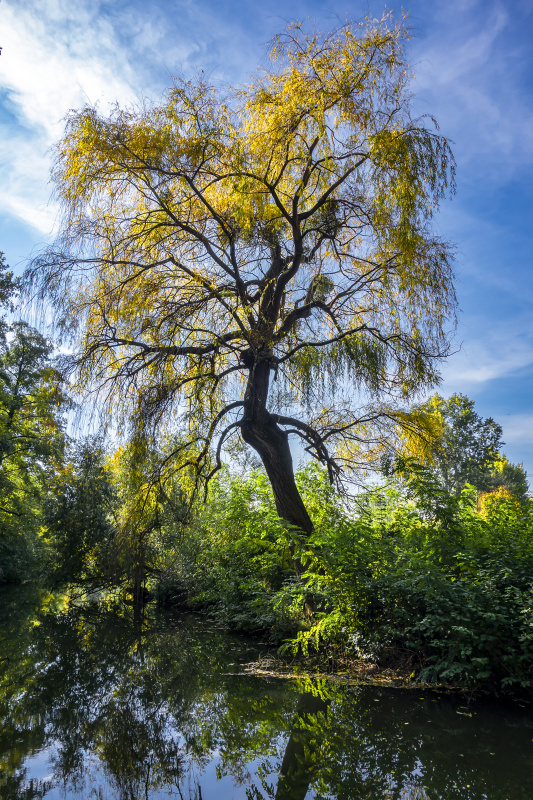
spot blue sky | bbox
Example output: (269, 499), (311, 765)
(0, 0), (532, 476)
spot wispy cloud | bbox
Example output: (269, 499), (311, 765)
(0, 0), (141, 234)
(441, 323), (533, 390)
(0, 0), (275, 237)
(411, 0), (533, 179)
(501, 414), (533, 446)
(0, 0), (140, 135)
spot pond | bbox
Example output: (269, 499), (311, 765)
(1, 586), (532, 800)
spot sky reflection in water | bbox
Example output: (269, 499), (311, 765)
(1, 587), (532, 800)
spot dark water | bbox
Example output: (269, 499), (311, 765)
(1, 587), (532, 800)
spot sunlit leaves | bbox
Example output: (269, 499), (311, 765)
(30, 13), (456, 489)
(0, 319), (68, 580)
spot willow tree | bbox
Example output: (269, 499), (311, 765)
(30, 15), (456, 537)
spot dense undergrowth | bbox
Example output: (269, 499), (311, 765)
(155, 464), (533, 695)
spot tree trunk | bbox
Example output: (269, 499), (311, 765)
(241, 357), (315, 607)
(274, 689), (329, 800)
(242, 409), (313, 536)
(241, 358), (313, 538)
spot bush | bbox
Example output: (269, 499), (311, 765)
(155, 468), (300, 636)
(155, 462), (533, 692)
(296, 469), (533, 691)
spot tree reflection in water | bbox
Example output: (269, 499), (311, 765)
(1, 589), (532, 800)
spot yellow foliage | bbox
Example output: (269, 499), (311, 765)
(477, 487), (519, 517)
(30, 13), (456, 497)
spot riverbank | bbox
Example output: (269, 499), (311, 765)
(155, 465), (533, 698)
(242, 652), (533, 702)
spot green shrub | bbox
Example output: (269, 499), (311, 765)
(295, 468), (533, 691)
(155, 462), (533, 692)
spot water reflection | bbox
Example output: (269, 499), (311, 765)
(1, 587), (532, 800)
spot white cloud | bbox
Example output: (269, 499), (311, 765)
(441, 325), (533, 390)
(0, 132), (57, 231)
(0, 0), (269, 238)
(0, 0), (139, 135)
(0, 0), (142, 234)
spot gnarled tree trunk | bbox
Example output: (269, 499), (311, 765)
(240, 357), (313, 538)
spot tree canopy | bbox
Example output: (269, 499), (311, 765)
(29, 15), (456, 535)
(412, 393), (529, 500)
(0, 253), (68, 580)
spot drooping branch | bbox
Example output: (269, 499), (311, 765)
(272, 412), (340, 481)
(206, 420), (243, 484)
(28, 15), (457, 540)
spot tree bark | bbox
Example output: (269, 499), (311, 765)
(240, 357), (313, 538)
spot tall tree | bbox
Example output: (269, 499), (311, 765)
(44, 437), (116, 587)
(106, 438), (190, 604)
(0, 254), (67, 580)
(29, 16), (456, 537)
(488, 456), (529, 501)
(412, 393), (529, 498)
(0, 251), (20, 342)
(0, 323), (66, 517)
